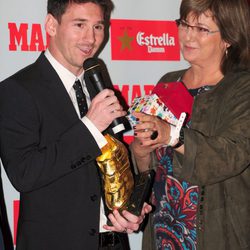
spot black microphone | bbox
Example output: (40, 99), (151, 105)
(83, 57), (125, 134)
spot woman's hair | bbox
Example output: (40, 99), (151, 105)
(47, 0), (114, 25)
(179, 0), (250, 73)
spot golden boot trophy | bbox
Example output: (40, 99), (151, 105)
(96, 134), (134, 211)
(96, 134), (154, 216)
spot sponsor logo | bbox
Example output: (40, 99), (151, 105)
(8, 23), (49, 51)
(111, 19), (180, 61)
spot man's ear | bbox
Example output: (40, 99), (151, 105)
(45, 14), (57, 36)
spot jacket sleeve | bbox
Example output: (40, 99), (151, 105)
(173, 72), (250, 186)
(0, 79), (101, 192)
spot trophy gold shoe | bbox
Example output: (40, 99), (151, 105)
(96, 134), (134, 211)
(96, 134), (154, 216)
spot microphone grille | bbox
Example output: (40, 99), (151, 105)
(83, 57), (100, 71)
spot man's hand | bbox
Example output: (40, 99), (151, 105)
(103, 203), (152, 234)
(86, 89), (126, 132)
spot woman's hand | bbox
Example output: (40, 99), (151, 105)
(130, 112), (171, 172)
(132, 112), (171, 147)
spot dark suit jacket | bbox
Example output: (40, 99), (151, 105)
(0, 52), (104, 250)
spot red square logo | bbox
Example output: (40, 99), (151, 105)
(111, 19), (180, 61)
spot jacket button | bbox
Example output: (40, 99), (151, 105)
(86, 155), (91, 160)
(88, 228), (96, 236)
(90, 195), (98, 201)
(71, 164), (77, 169)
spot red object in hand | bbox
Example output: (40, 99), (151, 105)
(152, 82), (194, 123)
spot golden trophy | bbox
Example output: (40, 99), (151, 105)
(96, 134), (134, 211)
(96, 134), (154, 216)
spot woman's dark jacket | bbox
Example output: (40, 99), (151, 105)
(141, 69), (250, 250)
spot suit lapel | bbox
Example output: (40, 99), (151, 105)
(35, 53), (79, 125)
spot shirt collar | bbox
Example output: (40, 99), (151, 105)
(44, 49), (84, 93)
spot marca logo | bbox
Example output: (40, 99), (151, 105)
(8, 23), (49, 51)
(111, 19), (180, 61)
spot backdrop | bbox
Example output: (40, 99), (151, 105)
(0, 0), (188, 248)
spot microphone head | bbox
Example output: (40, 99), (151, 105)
(83, 57), (100, 72)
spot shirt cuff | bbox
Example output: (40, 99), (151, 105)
(81, 116), (107, 149)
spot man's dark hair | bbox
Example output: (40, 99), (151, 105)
(47, 0), (114, 24)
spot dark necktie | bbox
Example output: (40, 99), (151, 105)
(73, 79), (88, 118)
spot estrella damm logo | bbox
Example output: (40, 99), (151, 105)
(111, 19), (180, 61)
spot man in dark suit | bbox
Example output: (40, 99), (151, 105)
(0, 0), (151, 249)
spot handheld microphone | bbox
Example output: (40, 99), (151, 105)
(83, 58), (125, 134)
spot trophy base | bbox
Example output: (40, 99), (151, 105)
(126, 169), (155, 216)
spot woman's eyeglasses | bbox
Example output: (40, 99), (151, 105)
(175, 19), (220, 37)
